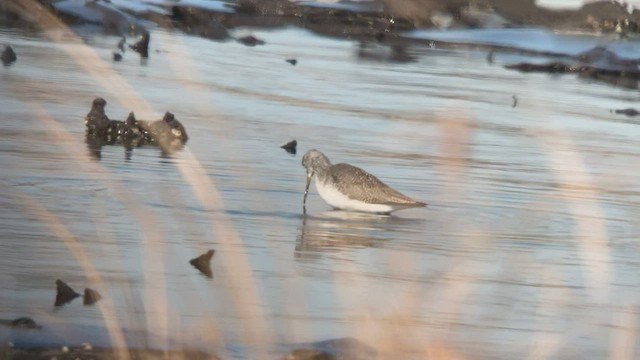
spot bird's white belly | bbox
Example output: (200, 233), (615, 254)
(315, 180), (394, 213)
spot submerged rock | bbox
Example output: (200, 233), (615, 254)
(130, 31), (150, 58)
(55, 279), (80, 306)
(280, 140), (297, 154)
(237, 35), (265, 46)
(190, 250), (215, 278)
(1, 45), (16, 66)
(0, 317), (41, 329)
(614, 108), (640, 117)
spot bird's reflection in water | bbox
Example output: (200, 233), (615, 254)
(295, 211), (423, 259)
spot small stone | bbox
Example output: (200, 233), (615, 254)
(189, 250), (215, 278)
(113, 52), (122, 62)
(7, 342), (14, 348)
(61, 346), (69, 353)
(83, 288), (102, 305)
(280, 140), (297, 155)
(286, 58), (297, 66)
(82, 342), (92, 350)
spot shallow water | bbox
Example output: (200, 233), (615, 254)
(2, 24), (640, 359)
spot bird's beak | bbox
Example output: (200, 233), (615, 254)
(303, 171), (313, 206)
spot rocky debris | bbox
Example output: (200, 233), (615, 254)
(129, 31), (150, 58)
(1, 45), (16, 66)
(83, 99), (189, 156)
(281, 140), (297, 154)
(237, 35), (265, 46)
(286, 58), (298, 66)
(113, 52), (122, 61)
(504, 46), (640, 89)
(83, 288), (102, 305)
(614, 108), (640, 117)
(55, 279), (80, 306)
(285, 337), (377, 360)
(189, 250), (215, 278)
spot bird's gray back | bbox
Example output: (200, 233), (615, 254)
(327, 163), (424, 206)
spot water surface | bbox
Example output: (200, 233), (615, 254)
(1, 25), (640, 359)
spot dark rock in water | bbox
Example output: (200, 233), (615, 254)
(130, 31), (150, 58)
(113, 52), (122, 62)
(504, 46), (640, 89)
(286, 58), (297, 66)
(512, 95), (518, 108)
(85, 97), (111, 136)
(281, 140), (297, 154)
(1, 45), (16, 66)
(190, 250), (215, 278)
(55, 279), (80, 306)
(286, 337), (376, 360)
(283, 348), (336, 360)
(614, 108), (640, 117)
(10, 317), (41, 329)
(83, 288), (102, 305)
(237, 35), (265, 46)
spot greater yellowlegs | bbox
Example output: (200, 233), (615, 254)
(302, 149), (426, 214)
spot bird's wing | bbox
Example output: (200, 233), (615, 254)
(329, 163), (425, 206)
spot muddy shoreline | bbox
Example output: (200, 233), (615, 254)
(3, 0), (640, 42)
